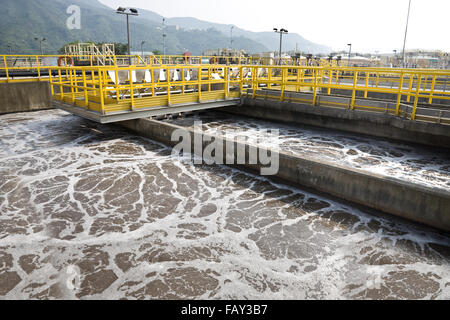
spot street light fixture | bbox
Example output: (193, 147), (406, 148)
(116, 7), (139, 65)
(274, 28), (288, 64)
(34, 38), (46, 55)
(347, 43), (352, 67)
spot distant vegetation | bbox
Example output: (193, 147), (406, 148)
(0, 0), (330, 55)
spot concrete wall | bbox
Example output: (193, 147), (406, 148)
(0, 82), (52, 115)
(225, 96), (450, 148)
(117, 118), (450, 232)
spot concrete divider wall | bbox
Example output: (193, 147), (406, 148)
(0, 82), (52, 114)
(118, 118), (450, 232)
(226, 97), (450, 148)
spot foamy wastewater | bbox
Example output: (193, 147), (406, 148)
(164, 112), (450, 191)
(0, 110), (449, 300)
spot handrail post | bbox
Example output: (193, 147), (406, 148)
(252, 66), (257, 99)
(98, 68), (105, 115)
(129, 68), (135, 110)
(114, 67), (120, 103)
(239, 66), (244, 96)
(36, 56), (41, 81)
(151, 66), (155, 98)
(198, 66), (202, 103)
(58, 69), (63, 99)
(3, 56), (9, 83)
(364, 72), (369, 98)
(181, 67), (185, 95)
(224, 66), (229, 99)
(428, 74), (436, 104)
(268, 67), (272, 90)
(406, 74), (414, 102)
(411, 74), (422, 120)
(167, 67), (171, 106)
(280, 67), (286, 102)
(395, 72), (405, 116)
(351, 70), (358, 110)
(49, 67), (54, 96)
(327, 69), (332, 95)
(312, 69), (318, 105)
(69, 68), (75, 103)
(82, 70), (88, 108)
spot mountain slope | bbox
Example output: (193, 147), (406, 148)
(137, 10), (331, 54)
(0, 0), (329, 55)
(161, 17), (331, 53)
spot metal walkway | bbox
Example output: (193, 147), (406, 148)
(53, 98), (240, 123)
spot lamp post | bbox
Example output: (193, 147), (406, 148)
(402, 0), (412, 68)
(141, 40), (145, 58)
(7, 45), (12, 55)
(34, 38), (46, 55)
(347, 43), (352, 67)
(230, 26), (234, 49)
(162, 18), (166, 58)
(273, 28), (288, 64)
(116, 7), (139, 65)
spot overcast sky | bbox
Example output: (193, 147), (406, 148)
(98, 0), (449, 53)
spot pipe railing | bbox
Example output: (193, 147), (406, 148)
(4, 61), (450, 123)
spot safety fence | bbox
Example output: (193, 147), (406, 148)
(241, 66), (450, 122)
(49, 65), (243, 114)
(0, 54), (340, 83)
(3, 60), (450, 124)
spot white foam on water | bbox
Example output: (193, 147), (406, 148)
(0, 110), (449, 300)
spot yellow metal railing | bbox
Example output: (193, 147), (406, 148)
(49, 65), (243, 114)
(2, 59), (449, 123)
(241, 65), (450, 121)
(0, 54), (341, 83)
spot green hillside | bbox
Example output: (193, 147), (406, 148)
(0, 0), (329, 55)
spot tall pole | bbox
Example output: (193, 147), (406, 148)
(116, 8), (139, 66)
(347, 43), (352, 67)
(162, 18), (166, 58)
(141, 41), (145, 58)
(274, 28), (288, 65)
(230, 26), (234, 49)
(279, 32), (283, 61)
(402, 0), (412, 68)
(126, 14), (131, 65)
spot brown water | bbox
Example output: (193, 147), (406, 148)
(0, 110), (449, 300)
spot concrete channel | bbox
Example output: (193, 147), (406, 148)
(118, 115), (450, 232)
